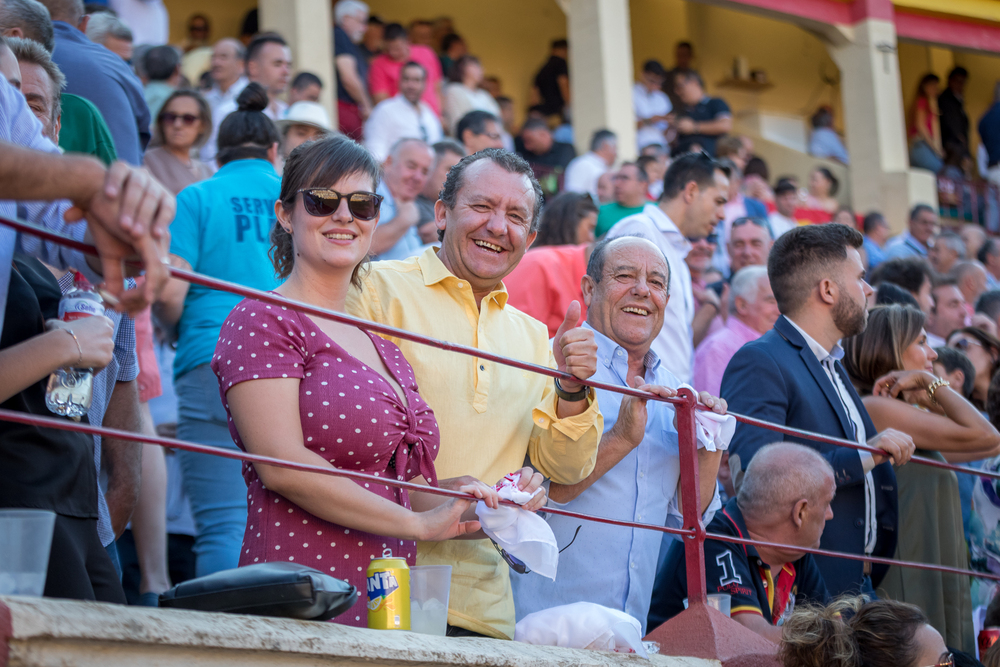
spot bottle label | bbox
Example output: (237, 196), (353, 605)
(59, 297), (101, 321)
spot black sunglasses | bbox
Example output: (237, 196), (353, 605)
(492, 525), (582, 575)
(162, 112), (199, 126)
(297, 188), (383, 220)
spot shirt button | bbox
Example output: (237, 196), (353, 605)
(630, 562), (636, 569)
(639, 472), (644, 478)
(457, 282), (464, 288)
(637, 515), (642, 521)
(854, 519), (864, 528)
(480, 365), (485, 371)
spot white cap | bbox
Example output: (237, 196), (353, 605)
(276, 102), (334, 134)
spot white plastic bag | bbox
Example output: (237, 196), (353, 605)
(514, 601), (649, 658)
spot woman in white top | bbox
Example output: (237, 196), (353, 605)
(442, 55), (500, 136)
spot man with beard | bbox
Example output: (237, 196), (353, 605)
(721, 224), (915, 596)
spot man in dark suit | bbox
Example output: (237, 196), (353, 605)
(720, 224), (915, 596)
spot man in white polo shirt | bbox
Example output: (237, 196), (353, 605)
(365, 61), (443, 163)
(606, 152), (728, 382)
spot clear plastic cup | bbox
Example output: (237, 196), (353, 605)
(409, 565), (451, 636)
(682, 593), (732, 617)
(0, 509), (56, 596)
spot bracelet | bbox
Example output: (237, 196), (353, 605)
(926, 377), (951, 405)
(61, 327), (84, 367)
(554, 378), (589, 402)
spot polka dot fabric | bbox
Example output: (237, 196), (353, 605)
(210, 297), (440, 627)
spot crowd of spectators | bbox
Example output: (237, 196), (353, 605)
(8, 1), (1000, 666)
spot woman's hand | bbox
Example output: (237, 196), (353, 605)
(872, 370), (937, 407)
(439, 475), (500, 510)
(414, 497), (480, 541)
(46, 316), (115, 370)
(513, 466), (547, 513)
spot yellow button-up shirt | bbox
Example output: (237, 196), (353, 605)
(346, 248), (602, 639)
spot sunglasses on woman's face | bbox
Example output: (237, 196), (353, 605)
(923, 652), (954, 667)
(162, 112), (199, 126)
(950, 337), (983, 352)
(296, 189), (383, 220)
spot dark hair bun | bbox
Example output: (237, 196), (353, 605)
(237, 82), (269, 113)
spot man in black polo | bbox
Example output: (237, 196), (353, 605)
(673, 70), (732, 156)
(648, 442), (832, 643)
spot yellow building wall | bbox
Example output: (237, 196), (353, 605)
(365, 0), (568, 126)
(898, 41), (1000, 162)
(166, 0), (256, 46)
(631, 0), (845, 132)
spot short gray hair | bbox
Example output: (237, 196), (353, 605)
(334, 0), (368, 24)
(0, 0), (53, 52)
(36, 0), (81, 27)
(934, 230), (966, 259)
(729, 265), (768, 315)
(737, 442), (834, 524)
(85, 11), (132, 45)
(5, 35), (63, 119)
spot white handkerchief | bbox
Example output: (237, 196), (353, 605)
(475, 472), (558, 580)
(678, 384), (736, 452)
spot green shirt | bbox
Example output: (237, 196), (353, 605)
(596, 202), (645, 237)
(58, 93), (117, 165)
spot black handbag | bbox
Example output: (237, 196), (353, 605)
(158, 562), (358, 621)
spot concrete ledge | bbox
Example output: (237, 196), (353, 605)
(0, 596), (719, 667)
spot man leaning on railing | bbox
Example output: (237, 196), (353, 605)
(510, 235), (729, 635)
(721, 224), (915, 597)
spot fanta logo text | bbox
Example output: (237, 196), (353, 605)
(367, 571), (399, 611)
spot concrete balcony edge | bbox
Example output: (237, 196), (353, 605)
(0, 596), (720, 667)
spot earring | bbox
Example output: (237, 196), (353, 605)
(282, 226), (292, 234)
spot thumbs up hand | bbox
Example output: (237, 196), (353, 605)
(552, 300), (597, 395)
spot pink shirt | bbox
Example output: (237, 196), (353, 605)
(693, 315), (762, 397)
(368, 45), (443, 117)
(504, 244), (588, 338)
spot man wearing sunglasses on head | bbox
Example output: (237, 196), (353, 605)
(347, 148), (604, 640)
(511, 235), (728, 635)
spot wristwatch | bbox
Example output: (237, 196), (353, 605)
(554, 378), (589, 402)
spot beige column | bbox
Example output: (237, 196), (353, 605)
(826, 19), (937, 231)
(564, 0), (638, 160)
(258, 0), (338, 127)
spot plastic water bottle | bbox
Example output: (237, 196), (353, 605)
(44, 273), (103, 419)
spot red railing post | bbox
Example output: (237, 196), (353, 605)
(645, 388), (781, 666)
(675, 387), (707, 606)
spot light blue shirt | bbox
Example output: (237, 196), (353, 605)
(373, 183), (423, 262)
(884, 231), (929, 259)
(510, 323), (720, 633)
(808, 127), (850, 165)
(863, 235), (886, 270)
(169, 158), (282, 378)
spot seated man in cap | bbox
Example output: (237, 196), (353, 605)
(276, 101), (334, 164)
(648, 442), (833, 642)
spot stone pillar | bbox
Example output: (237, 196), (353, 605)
(258, 0), (337, 127)
(826, 18), (937, 231)
(565, 0), (638, 160)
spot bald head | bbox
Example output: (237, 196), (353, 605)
(738, 443), (834, 526)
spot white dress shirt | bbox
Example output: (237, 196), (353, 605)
(364, 95), (444, 163)
(200, 76), (248, 165)
(563, 152), (608, 201)
(607, 203), (695, 383)
(768, 211), (797, 238)
(785, 317), (878, 555)
(633, 82), (671, 149)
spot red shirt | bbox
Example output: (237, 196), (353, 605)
(504, 244), (588, 338)
(368, 45), (443, 116)
(211, 298), (440, 627)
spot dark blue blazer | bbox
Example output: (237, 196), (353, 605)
(719, 315), (898, 595)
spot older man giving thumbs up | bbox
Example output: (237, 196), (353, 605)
(348, 148), (603, 640)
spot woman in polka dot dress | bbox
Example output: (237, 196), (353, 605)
(211, 137), (498, 627)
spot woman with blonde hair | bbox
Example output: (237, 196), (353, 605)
(843, 304), (1000, 652)
(780, 596), (951, 667)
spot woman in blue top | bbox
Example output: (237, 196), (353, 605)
(155, 83), (283, 577)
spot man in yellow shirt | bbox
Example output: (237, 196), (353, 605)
(347, 149), (603, 639)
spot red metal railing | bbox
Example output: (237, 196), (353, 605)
(4, 215), (999, 662)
